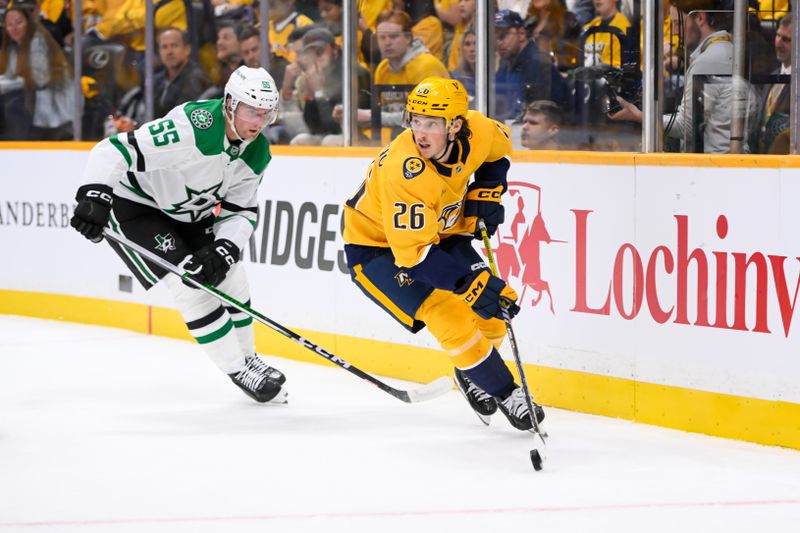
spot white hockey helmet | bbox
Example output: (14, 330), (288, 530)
(224, 66), (280, 133)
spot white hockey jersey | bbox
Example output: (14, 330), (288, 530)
(82, 98), (271, 251)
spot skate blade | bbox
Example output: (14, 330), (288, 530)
(475, 411), (491, 426)
(454, 379), (492, 426)
(528, 422), (548, 440)
(267, 388), (289, 404)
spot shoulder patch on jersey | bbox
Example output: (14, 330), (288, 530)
(190, 108), (214, 130)
(183, 99), (224, 156)
(403, 157), (425, 179)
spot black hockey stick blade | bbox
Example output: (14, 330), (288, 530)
(479, 220), (548, 470)
(103, 230), (452, 404)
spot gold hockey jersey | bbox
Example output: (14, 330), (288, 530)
(343, 110), (512, 268)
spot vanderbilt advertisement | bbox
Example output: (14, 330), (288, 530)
(2, 149), (799, 407)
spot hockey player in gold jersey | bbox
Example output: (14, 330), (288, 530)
(343, 77), (544, 430)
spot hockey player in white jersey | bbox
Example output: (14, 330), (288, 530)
(70, 66), (287, 404)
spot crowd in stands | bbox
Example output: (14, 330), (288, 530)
(0, 0), (794, 154)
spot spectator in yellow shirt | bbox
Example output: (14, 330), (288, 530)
(374, 10), (449, 88)
(372, 9), (449, 140)
(446, 0), (475, 71)
(581, 0), (632, 67)
(85, 0), (186, 52)
(268, 0), (314, 65)
(358, 0), (392, 31)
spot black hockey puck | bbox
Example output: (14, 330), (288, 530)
(530, 449), (543, 471)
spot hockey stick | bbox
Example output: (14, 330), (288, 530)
(103, 231), (452, 404)
(478, 220), (547, 471)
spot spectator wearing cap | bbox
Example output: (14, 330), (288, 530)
(494, 8), (568, 122)
(289, 26), (371, 146)
(280, 24), (323, 102)
(246, 21), (313, 95)
(0, 2), (74, 139)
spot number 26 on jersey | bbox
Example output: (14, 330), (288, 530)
(393, 202), (425, 230)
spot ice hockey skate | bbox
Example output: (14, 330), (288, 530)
(454, 368), (498, 425)
(497, 386), (545, 431)
(229, 355), (287, 403)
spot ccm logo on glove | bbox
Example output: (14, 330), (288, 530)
(85, 189), (114, 204)
(468, 188), (502, 201)
(183, 239), (240, 287)
(464, 182), (505, 238)
(455, 269), (520, 320)
(70, 183), (114, 243)
(463, 278), (485, 304)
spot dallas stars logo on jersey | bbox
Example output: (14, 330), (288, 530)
(190, 109), (214, 130)
(165, 183), (223, 222)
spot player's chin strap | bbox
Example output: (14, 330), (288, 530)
(432, 137), (455, 162)
(431, 124), (458, 162)
(224, 99), (245, 142)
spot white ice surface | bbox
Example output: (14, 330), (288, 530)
(1, 316), (799, 533)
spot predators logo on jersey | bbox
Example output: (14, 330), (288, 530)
(403, 157), (425, 179)
(343, 110), (513, 269)
(438, 201), (463, 231)
(394, 270), (415, 287)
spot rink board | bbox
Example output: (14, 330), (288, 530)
(1, 144), (799, 449)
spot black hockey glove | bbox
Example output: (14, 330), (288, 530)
(454, 268), (520, 321)
(183, 239), (240, 287)
(70, 184), (113, 242)
(463, 182), (504, 238)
